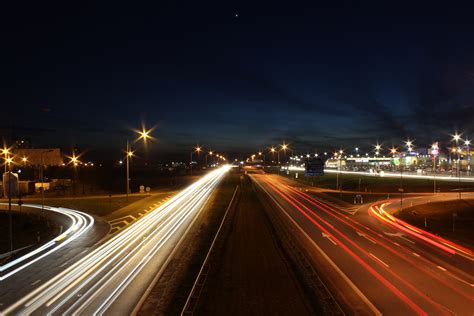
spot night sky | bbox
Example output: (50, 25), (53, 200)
(2, 2), (474, 159)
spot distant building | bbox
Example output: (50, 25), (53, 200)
(12, 148), (63, 166)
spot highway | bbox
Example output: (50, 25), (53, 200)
(0, 166), (230, 315)
(251, 174), (474, 316)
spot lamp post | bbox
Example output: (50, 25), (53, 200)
(125, 143), (132, 201)
(190, 146), (201, 175)
(269, 147), (277, 166)
(450, 147), (457, 176)
(2, 148), (10, 173)
(281, 143), (289, 173)
(431, 142), (439, 195)
(125, 127), (153, 201)
(452, 133), (461, 199)
(5, 156), (13, 252)
(40, 149), (54, 211)
(465, 139), (471, 175)
(258, 151), (265, 167)
(207, 151), (213, 167)
(457, 147), (462, 199)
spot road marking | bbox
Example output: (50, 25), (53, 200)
(356, 231), (377, 244)
(437, 265), (447, 272)
(59, 261), (69, 268)
(369, 253), (390, 268)
(108, 215), (135, 224)
(31, 279), (41, 286)
(383, 231), (404, 237)
(412, 252), (420, 257)
(400, 236), (415, 244)
(79, 249), (88, 255)
(322, 232), (338, 246)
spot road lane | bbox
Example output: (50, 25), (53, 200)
(251, 174), (473, 316)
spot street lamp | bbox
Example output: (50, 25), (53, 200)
(375, 144), (381, 154)
(465, 139), (471, 175)
(68, 153), (81, 197)
(431, 142), (439, 195)
(280, 143), (290, 173)
(2, 147), (11, 172)
(270, 147), (277, 165)
(451, 133), (462, 199)
(4, 154), (14, 252)
(125, 127), (154, 201)
(190, 146), (202, 175)
(206, 151), (213, 166)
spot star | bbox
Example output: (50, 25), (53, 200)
(234, 13), (239, 18)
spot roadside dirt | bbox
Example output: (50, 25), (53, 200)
(193, 175), (315, 316)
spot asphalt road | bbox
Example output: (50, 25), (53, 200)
(251, 174), (474, 316)
(0, 166), (230, 315)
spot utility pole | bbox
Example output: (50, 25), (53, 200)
(433, 155), (436, 195)
(8, 164), (13, 253)
(126, 139), (130, 202)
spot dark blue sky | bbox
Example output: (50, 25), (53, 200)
(2, 2), (474, 158)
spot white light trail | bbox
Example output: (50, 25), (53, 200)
(286, 166), (474, 182)
(0, 204), (94, 281)
(1, 165), (230, 315)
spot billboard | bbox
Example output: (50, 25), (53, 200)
(305, 157), (324, 176)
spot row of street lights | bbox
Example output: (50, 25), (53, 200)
(246, 143), (290, 166)
(190, 146), (226, 175)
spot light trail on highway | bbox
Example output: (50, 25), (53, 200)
(287, 166), (474, 182)
(251, 174), (474, 315)
(0, 204), (94, 281)
(1, 165), (230, 315)
(369, 202), (474, 260)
